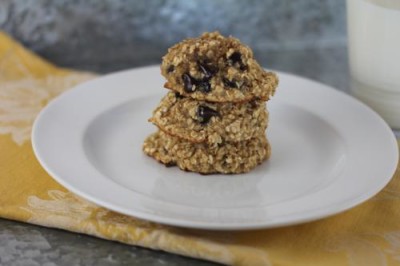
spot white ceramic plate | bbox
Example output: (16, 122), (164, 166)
(32, 66), (398, 230)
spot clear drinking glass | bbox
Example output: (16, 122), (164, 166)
(347, 0), (400, 129)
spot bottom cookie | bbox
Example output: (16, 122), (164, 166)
(143, 130), (271, 174)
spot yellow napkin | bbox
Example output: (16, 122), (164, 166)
(1, 31), (400, 266)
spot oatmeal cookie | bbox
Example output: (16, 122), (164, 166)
(143, 130), (271, 174)
(149, 92), (268, 144)
(161, 32), (278, 103)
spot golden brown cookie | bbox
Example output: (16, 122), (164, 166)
(149, 92), (268, 144)
(161, 32), (278, 103)
(143, 130), (271, 174)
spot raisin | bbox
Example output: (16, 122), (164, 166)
(223, 78), (237, 88)
(197, 105), (219, 124)
(182, 73), (195, 93)
(197, 80), (211, 93)
(167, 65), (175, 73)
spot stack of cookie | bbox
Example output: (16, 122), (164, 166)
(143, 32), (278, 174)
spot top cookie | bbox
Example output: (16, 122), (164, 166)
(161, 32), (278, 103)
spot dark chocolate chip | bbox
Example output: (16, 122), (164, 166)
(207, 64), (218, 75)
(182, 73), (195, 93)
(167, 65), (175, 73)
(228, 52), (247, 71)
(223, 78), (237, 88)
(229, 52), (242, 64)
(165, 162), (176, 167)
(198, 64), (212, 79)
(196, 80), (211, 93)
(174, 92), (184, 99)
(240, 64), (248, 71)
(183, 71), (212, 94)
(249, 100), (258, 109)
(198, 62), (215, 79)
(197, 105), (219, 124)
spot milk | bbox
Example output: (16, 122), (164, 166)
(347, 0), (400, 128)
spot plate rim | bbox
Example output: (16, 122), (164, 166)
(31, 65), (399, 230)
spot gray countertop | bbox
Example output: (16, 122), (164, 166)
(0, 45), (349, 266)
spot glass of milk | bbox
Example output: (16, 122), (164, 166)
(347, 0), (400, 128)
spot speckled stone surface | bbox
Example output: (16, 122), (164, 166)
(0, 1), (349, 265)
(0, 219), (219, 266)
(0, 0), (346, 72)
